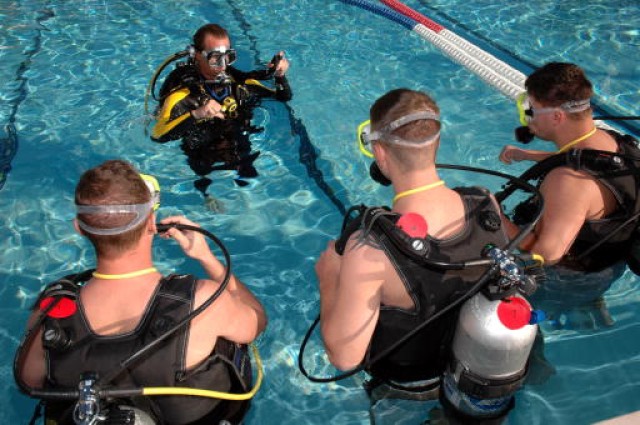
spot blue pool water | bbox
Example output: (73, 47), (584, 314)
(1, 0), (639, 423)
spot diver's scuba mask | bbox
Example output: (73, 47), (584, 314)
(515, 92), (591, 144)
(202, 46), (237, 69)
(357, 111), (440, 185)
(75, 174), (161, 236)
(357, 111), (441, 158)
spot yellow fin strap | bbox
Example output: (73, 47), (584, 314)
(393, 180), (445, 204)
(556, 127), (597, 153)
(142, 343), (264, 400)
(92, 267), (158, 280)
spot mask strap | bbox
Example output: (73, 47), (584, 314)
(76, 200), (155, 236)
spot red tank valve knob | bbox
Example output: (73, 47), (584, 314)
(497, 296), (532, 330)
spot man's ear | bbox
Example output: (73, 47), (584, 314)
(148, 213), (157, 234)
(373, 143), (389, 175)
(73, 218), (84, 236)
(553, 109), (566, 125)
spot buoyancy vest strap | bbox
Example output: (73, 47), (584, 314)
(335, 205), (371, 255)
(35, 270), (93, 310)
(151, 88), (192, 139)
(496, 149), (639, 203)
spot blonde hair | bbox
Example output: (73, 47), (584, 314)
(370, 88), (441, 171)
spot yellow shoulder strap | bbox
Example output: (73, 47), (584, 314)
(151, 88), (193, 139)
(244, 79), (275, 94)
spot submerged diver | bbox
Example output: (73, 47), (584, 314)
(316, 89), (530, 424)
(17, 160), (267, 424)
(151, 23), (291, 208)
(499, 62), (640, 329)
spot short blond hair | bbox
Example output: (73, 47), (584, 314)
(370, 89), (441, 170)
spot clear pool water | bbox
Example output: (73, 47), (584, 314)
(1, 0), (638, 424)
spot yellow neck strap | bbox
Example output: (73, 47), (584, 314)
(93, 267), (158, 280)
(393, 180), (445, 204)
(556, 127), (597, 153)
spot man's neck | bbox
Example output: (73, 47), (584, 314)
(94, 244), (154, 276)
(391, 169), (445, 211)
(392, 169), (440, 194)
(554, 118), (596, 150)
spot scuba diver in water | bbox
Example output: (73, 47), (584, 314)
(315, 89), (541, 424)
(498, 62), (640, 329)
(150, 23), (291, 209)
(15, 160), (267, 425)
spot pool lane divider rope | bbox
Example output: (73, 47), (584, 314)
(340, 0), (525, 99)
(341, 0), (620, 133)
(379, 0), (624, 132)
(379, 0), (526, 100)
(410, 0), (640, 136)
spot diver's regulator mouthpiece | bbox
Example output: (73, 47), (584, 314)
(369, 162), (392, 186)
(515, 126), (535, 144)
(212, 72), (232, 86)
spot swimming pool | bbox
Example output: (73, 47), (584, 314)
(1, 0), (639, 423)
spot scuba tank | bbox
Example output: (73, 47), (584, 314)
(443, 291), (539, 419)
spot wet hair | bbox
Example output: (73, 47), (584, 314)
(526, 62), (593, 119)
(193, 24), (230, 50)
(75, 160), (151, 257)
(370, 88), (441, 169)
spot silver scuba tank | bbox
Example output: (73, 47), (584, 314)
(443, 292), (539, 419)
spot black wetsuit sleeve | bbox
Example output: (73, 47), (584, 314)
(230, 67), (292, 102)
(274, 75), (292, 101)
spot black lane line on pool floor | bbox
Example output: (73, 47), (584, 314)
(226, 1), (348, 216)
(0, 8), (55, 191)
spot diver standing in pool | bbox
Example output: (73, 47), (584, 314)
(316, 89), (526, 424)
(16, 160), (267, 424)
(498, 62), (640, 328)
(150, 23), (291, 208)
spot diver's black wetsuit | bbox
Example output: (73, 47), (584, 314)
(151, 62), (291, 193)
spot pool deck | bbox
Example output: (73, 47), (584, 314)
(594, 411), (640, 425)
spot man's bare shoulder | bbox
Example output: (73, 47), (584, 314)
(541, 166), (598, 213)
(344, 230), (385, 256)
(544, 165), (599, 187)
(193, 278), (228, 308)
(341, 230), (389, 280)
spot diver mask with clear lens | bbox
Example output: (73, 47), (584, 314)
(202, 47), (237, 69)
(516, 92), (591, 126)
(76, 174), (161, 236)
(516, 92), (532, 127)
(515, 92), (591, 144)
(357, 111), (441, 158)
